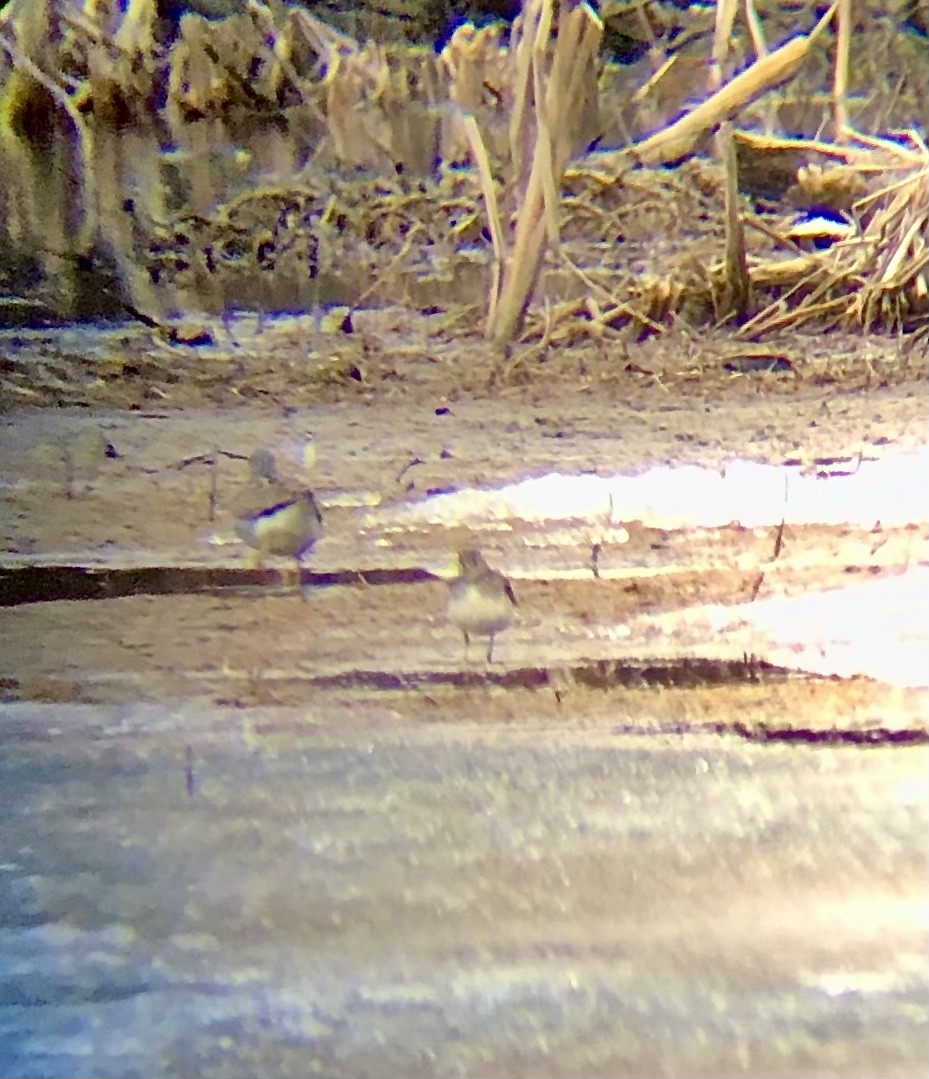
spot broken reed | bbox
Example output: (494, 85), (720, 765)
(0, 0), (924, 338)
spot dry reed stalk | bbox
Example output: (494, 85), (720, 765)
(634, 2), (838, 165)
(550, 254), (666, 336)
(833, 0), (851, 138)
(711, 0), (749, 322)
(299, 10), (442, 174)
(733, 129), (859, 163)
(717, 121), (750, 321)
(743, 0), (768, 61)
(461, 113), (506, 330)
(439, 23), (509, 162)
(711, 0), (739, 89)
(485, 0), (602, 345)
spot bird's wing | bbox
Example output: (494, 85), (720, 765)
(306, 491), (324, 526)
(504, 577), (518, 607)
(232, 480), (298, 521)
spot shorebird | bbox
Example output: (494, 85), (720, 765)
(447, 547), (517, 663)
(232, 448), (323, 588)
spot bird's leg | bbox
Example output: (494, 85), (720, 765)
(279, 562), (299, 592)
(486, 634), (495, 664)
(463, 631), (470, 664)
(292, 558), (307, 600)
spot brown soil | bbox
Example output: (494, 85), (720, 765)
(1, 315), (926, 735)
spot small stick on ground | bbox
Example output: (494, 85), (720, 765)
(208, 447), (219, 522)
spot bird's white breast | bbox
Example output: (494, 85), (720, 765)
(448, 582), (515, 636)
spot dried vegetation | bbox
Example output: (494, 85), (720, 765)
(0, 0), (925, 346)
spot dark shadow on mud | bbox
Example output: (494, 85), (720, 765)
(0, 564), (439, 606)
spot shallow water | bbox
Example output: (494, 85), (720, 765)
(1, 703), (926, 1078)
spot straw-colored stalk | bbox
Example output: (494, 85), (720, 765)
(717, 121), (751, 321)
(742, 0), (768, 61)
(712, 0), (749, 322)
(711, 0), (738, 89)
(305, 12), (442, 176)
(461, 114), (506, 331)
(439, 22), (509, 163)
(485, 0), (602, 346)
(634, 1), (837, 165)
(832, 0), (851, 138)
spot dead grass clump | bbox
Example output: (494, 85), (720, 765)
(735, 129), (928, 337)
(0, 0), (925, 347)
